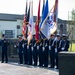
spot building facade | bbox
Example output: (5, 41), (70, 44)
(0, 13), (68, 39)
(0, 13), (24, 38)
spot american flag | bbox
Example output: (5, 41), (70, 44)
(22, 1), (27, 36)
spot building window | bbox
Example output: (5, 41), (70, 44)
(17, 25), (20, 29)
(2, 30), (15, 38)
(60, 24), (63, 34)
(17, 25), (21, 38)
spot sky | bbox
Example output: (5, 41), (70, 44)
(0, 0), (75, 20)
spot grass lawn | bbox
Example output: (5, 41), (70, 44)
(69, 43), (75, 52)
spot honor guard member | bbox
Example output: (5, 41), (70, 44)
(32, 35), (37, 66)
(54, 34), (61, 69)
(0, 34), (9, 63)
(43, 38), (48, 67)
(48, 34), (55, 68)
(22, 35), (28, 64)
(61, 34), (70, 51)
(42, 39), (45, 67)
(27, 39), (32, 65)
(15, 35), (23, 64)
(36, 40), (40, 66)
(38, 39), (43, 67)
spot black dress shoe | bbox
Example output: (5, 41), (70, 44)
(43, 66), (48, 67)
(55, 67), (58, 69)
(38, 65), (43, 67)
(49, 66), (54, 68)
(5, 61), (8, 63)
(27, 63), (31, 65)
(33, 64), (37, 66)
(24, 63), (27, 64)
(18, 62), (23, 64)
(1, 61), (4, 63)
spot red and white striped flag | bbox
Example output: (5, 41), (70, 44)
(22, 0), (27, 36)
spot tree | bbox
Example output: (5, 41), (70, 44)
(69, 9), (75, 52)
(71, 9), (75, 25)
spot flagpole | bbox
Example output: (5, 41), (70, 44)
(39, 0), (45, 39)
(54, 0), (58, 35)
(22, 0), (28, 37)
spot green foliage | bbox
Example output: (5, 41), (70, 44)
(69, 43), (75, 52)
(71, 9), (75, 25)
(71, 9), (75, 20)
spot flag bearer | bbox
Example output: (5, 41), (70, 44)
(36, 40), (40, 66)
(22, 35), (28, 64)
(32, 35), (37, 66)
(27, 39), (32, 65)
(38, 39), (43, 67)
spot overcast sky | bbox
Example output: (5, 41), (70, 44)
(0, 0), (75, 20)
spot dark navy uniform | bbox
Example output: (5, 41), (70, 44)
(36, 41), (40, 66)
(61, 34), (70, 51)
(27, 41), (32, 65)
(15, 36), (23, 64)
(43, 39), (48, 67)
(48, 37), (55, 68)
(22, 39), (28, 64)
(61, 39), (69, 51)
(38, 39), (43, 66)
(54, 36), (62, 69)
(32, 39), (37, 66)
(0, 38), (9, 63)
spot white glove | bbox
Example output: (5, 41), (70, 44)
(49, 46), (51, 50)
(31, 47), (33, 51)
(42, 47), (45, 51)
(34, 44), (36, 47)
(55, 48), (57, 52)
(45, 43), (47, 47)
(37, 46), (39, 50)
(40, 43), (42, 46)
(61, 47), (65, 51)
(14, 45), (16, 48)
(22, 44), (24, 48)
(27, 45), (29, 49)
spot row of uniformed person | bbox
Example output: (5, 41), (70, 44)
(15, 33), (69, 69)
(48, 34), (70, 69)
(0, 33), (69, 69)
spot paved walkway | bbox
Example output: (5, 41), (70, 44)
(0, 62), (59, 75)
